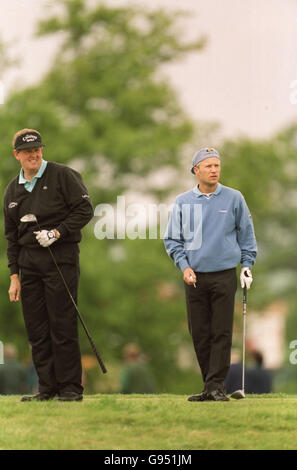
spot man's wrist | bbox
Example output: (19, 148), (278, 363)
(179, 260), (190, 272)
(53, 229), (61, 239)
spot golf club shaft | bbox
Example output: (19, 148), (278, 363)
(36, 222), (107, 374)
(242, 286), (247, 392)
(51, 252), (107, 374)
(48, 248), (107, 374)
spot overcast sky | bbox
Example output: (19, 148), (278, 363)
(1, 0), (296, 139)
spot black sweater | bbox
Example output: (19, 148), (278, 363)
(4, 162), (93, 275)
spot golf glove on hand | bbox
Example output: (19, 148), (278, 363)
(34, 229), (59, 248)
(240, 267), (253, 290)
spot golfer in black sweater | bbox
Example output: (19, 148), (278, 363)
(4, 128), (93, 402)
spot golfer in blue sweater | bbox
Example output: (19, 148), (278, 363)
(164, 148), (257, 401)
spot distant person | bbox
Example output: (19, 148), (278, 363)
(25, 360), (39, 395)
(0, 344), (28, 395)
(224, 348), (243, 394)
(120, 343), (155, 394)
(164, 147), (257, 402)
(245, 351), (272, 394)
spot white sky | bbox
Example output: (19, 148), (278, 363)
(0, 0), (296, 139)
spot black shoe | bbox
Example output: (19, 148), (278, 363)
(21, 393), (56, 402)
(57, 392), (83, 402)
(207, 389), (230, 402)
(187, 391), (209, 402)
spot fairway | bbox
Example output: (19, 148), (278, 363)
(0, 394), (297, 450)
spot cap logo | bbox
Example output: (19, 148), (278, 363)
(206, 148), (213, 152)
(22, 134), (38, 143)
(14, 131), (44, 150)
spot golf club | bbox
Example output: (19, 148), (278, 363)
(231, 285), (247, 400)
(20, 214), (107, 374)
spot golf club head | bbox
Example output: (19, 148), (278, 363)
(230, 389), (245, 400)
(20, 214), (37, 223)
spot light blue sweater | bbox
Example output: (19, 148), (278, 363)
(164, 183), (257, 273)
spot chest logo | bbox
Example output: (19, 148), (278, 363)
(8, 202), (18, 209)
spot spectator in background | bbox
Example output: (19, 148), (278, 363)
(25, 348), (39, 395)
(0, 344), (28, 395)
(120, 343), (155, 394)
(224, 348), (242, 394)
(246, 350), (272, 394)
(225, 348), (272, 395)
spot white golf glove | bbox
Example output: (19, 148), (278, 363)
(240, 267), (253, 290)
(34, 229), (59, 248)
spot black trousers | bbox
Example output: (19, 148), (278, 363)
(20, 246), (83, 395)
(184, 268), (237, 393)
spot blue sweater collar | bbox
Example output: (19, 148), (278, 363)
(192, 183), (222, 198)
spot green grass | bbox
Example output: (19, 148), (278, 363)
(1, 394), (297, 450)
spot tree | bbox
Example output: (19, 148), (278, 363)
(0, 0), (204, 201)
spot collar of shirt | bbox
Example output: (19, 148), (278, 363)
(192, 183), (222, 198)
(19, 159), (48, 192)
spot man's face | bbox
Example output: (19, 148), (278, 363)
(194, 157), (221, 187)
(14, 146), (43, 175)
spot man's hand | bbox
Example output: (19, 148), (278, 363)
(184, 267), (197, 287)
(34, 229), (60, 248)
(9, 274), (21, 302)
(240, 267), (253, 290)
